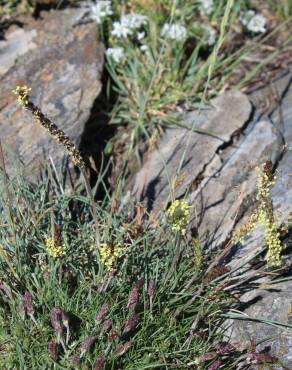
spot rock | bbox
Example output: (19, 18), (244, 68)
(226, 73), (292, 369)
(133, 90), (252, 212)
(130, 69), (292, 368)
(189, 118), (282, 247)
(225, 280), (292, 369)
(0, 28), (37, 75)
(0, 8), (104, 177)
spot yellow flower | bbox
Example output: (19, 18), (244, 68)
(167, 199), (191, 235)
(233, 162), (282, 267)
(45, 238), (67, 258)
(265, 220), (282, 267)
(99, 243), (122, 270)
(12, 85), (31, 106)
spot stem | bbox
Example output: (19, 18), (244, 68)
(80, 167), (100, 249)
(0, 140), (15, 240)
(163, 234), (182, 285)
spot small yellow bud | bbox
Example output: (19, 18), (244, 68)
(45, 237), (67, 258)
(13, 85), (31, 106)
(167, 199), (191, 235)
(99, 243), (122, 270)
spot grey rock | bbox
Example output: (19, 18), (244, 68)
(189, 118), (282, 247)
(131, 69), (292, 368)
(220, 73), (292, 369)
(0, 28), (37, 75)
(0, 8), (104, 176)
(133, 90), (252, 212)
(227, 280), (292, 369)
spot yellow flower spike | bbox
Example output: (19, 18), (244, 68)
(45, 237), (67, 258)
(233, 161), (282, 268)
(12, 85), (31, 106)
(99, 243), (122, 270)
(167, 199), (191, 235)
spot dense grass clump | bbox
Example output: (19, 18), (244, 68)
(0, 164), (240, 369)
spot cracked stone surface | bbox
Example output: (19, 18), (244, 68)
(189, 118), (282, 247)
(133, 90), (252, 212)
(226, 71), (292, 369)
(131, 68), (292, 368)
(225, 280), (292, 370)
(0, 8), (104, 177)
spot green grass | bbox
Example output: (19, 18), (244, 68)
(0, 163), (241, 369)
(267, 0), (292, 21)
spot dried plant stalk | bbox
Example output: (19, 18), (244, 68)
(13, 85), (100, 248)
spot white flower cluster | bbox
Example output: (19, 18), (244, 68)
(137, 31), (145, 40)
(111, 13), (148, 38)
(199, 0), (214, 16)
(140, 45), (148, 52)
(161, 23), (187, 42)
(90, 1), (113, 24)
(106, 47), (124, 63)
(201, 24), (217, 45)
(240, 10), (267, 34)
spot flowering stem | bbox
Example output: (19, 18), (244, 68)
(13, 85), (101, 251)
(60, 337), (67, 353)
(29, 313), (38, 326)
(0, 140), (16, 243)
(163, 234), (182, 285)
(104, 342), (112, 356)
(149, 296), (153, 317)
(80, 167), (100, 249)
(65, 326), (70, 345)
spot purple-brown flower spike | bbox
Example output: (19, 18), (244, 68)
(70, 353), (80, 367)
(23, 291), (37, 324)
(50, 306), (67, 352)
(147, 280), (156, 298)
(217, 342), (236, 355)
(100, 319), (112, 336)
(208, 359), (222, 370)
(134, 277), (145, 289)
(96, 303), (109, 323)
(48, 339), (58, 362)
(94, 356), (105, 370)
(116, 341), (132, 356)
(24, 291), (34, 316)
(50, 306), (64, 336)
(122, 313), (139, 335)
(108, 329), (118, 342)
(127, 287), (139, 312)
(79, 336), (96, 357)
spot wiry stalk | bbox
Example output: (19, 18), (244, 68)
(13, 85), (100, 248)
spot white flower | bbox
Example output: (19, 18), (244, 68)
(106, 47), (124, 63)
(111, 13), (148, 39)
(140, 44), (148, 52)
(90, 1), (113, 24)
(240, 10), (267, 33)
(247, 14), (267, 33)
(122, 13), (148, 29)
(137, 31), (145, 40)
(161, 23), (187, 41)
(199, 0), (214, 16)
(201, 24), (217, 45)
(240, 10), (255, 26)
(111, 21), (132, 38)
